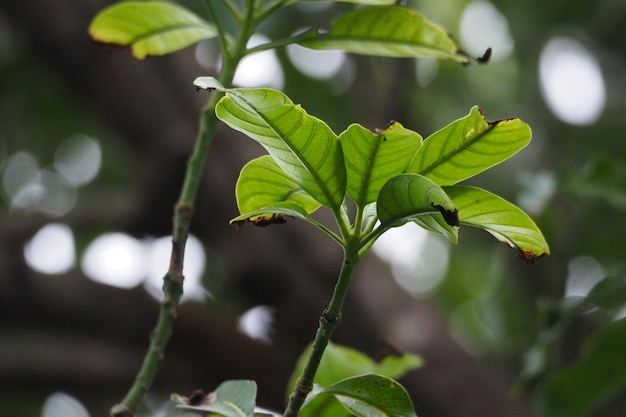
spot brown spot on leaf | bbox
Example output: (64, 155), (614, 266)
(89, 37), (125, 51)
(176, 388), (209, 406)
(195, 86), (216, 93)
(516, 249), (547, 265)
(233, 214), (294, 229)
(430, 203), (460, 227)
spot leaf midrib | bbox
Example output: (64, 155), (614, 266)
(416, 121), (501, 178)
(229, 93), (341, 209)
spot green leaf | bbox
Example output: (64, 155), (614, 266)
(377, 174), (458, 229)
(375, 353), (423, 379)
(175, 380), (257, 417)
(413, 214), (459, 244)
(323, 374), (417, 417)
(407, 106), (532, 185)
(215, 87), (346, 209)
(339, 122), (422, 208)
(290, 343), (421, 417)
(194, 76), (225, 91)
(235, 155), (321, 215)
(444, 186), (549, 261)
(89, 1), (217, 60)
(535, 318), (626, 417)
(299, 6), (469, 63)
(291, 343), (377, 417)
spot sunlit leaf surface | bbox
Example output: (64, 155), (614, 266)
(216, 88), (346, 209)
(445, 186), (549, 260)
(300, 6), (469, 63)
(340, 122), (422, 207)
(89, 1), (216, 59)
(408, 106), (531, 185)
(377, 174), (458, 229)
(236, 156), (321, 215)
(413, 214), (459, 244)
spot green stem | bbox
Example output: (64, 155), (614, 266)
(244, 28), (318, 56)
(204, 0), (233, 56)
(110, 2), (259, 416)
(283, 241), (360, 417)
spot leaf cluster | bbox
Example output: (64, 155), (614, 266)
(195, 77), (548, 261)
(87, 2), (551, 417)
(88, 1), (471, 62)
(174, 343), (422, 417)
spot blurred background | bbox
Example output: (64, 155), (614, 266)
(1, 0), (625, 416)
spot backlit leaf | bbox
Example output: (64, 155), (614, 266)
(300, 6), (469, 63)
(323, 374), (417, 417)
(235, 156), (321, 215)
(413, 214), (459, 244)
(407, 106), (531, 185)
(377, 174), (458, 229)
(444, 186), (549, 260)
(215, 87), (346, 209)
(339, 122), (422, 208)
(89, 1), (217, 60)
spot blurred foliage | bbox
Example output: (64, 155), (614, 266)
(2, 0), (626, 416)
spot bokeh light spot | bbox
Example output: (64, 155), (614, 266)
(238, 305), (274, 343)
(41, 392), (89, 417)
(54, 134), (102, 187)
(2, 152), (76, 216)
(81, 233), (147, 288)
(565, 256), (604, 298)
(287, 43), (346, 80)
(415, 57), (439, 87)
(232, 34), (284, 89)
(539, 37), (606, 125)
(24, 223), (75, 274)
(459, 1), (514, 61)
(373, 223), (449, 296)
(2, 151), (40, 202)
(143, 234), (207, 301)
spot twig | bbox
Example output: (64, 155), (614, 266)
(283, 243), (359, 417)
(109, 1), (260, 414)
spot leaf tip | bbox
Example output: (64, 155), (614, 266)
(430, 203), (459, 227)
(516, 249), (548, 265)
(193, 76), (224, 92)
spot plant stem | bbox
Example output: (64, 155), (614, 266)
(283, 242), (360, 417)
(110, 90), (222, 417)
(110, 2), (259, 416)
